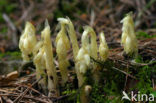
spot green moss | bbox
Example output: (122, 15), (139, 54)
(0, 51), (22, 60)
(0, 27), (7, 34)
(136, 31), (156, 39)
(0, 0), (17, 22)
(88, 58), (155, 103)
(135, 55), (143, 63)
(62, 83), (78, 103)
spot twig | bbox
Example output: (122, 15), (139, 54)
(51, 94), (71, 102)
(15, 84), (44, 96)
(90, 57), (137, 79)
(13, 77), (42, 103)
(0, 89), (18, 95)
(17, 1), (34, 25)
(2, 14), (16, 32)
(0, 96), (3, 103)
(112, 67), (137, 79)
(90, 56), (103, 65)
(2, 13), (18, 46)
(0, 94), (49, 103)
(1, 96), (13, 103)
(90, 9), (95, 27)
(130, 59), (156, 66)
(113, 59), (133, 68)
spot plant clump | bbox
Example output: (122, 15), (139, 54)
(19, 12), (143, 103)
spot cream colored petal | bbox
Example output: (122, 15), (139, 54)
(99, 32), (109, 61)
(121, 12), (138, 55)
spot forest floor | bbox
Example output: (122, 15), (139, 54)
(0, 0), (156, 103)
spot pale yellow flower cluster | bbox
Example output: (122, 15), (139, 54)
(40, 24), (58, 94)
(56, 18), (70, 84)
(76, 26), (98, 86)
(75, 26), (109, 103)
(99, 32), (109, 61)
(121, 12), (138, 55)
(19, 22), (37, 61)
(19, 21), (58, 95)
(19, 18), (109, 101)
(19, 12), (137, 101)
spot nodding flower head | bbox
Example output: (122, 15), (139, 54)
(82, 26), (98, 59)
(57, 18), (70, 24)
(121, 12), (138, 55)
(36, 20), (58, 94)
(57, 17), (79, 60)
(99, 32), (109, 61)
(56, 18), (71, 84)
(56, 18), (70, 50)
(19, 22), (37, 61)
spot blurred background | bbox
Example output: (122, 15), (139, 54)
(0, 0), (156, 59)
(0, 1), (156, 102)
